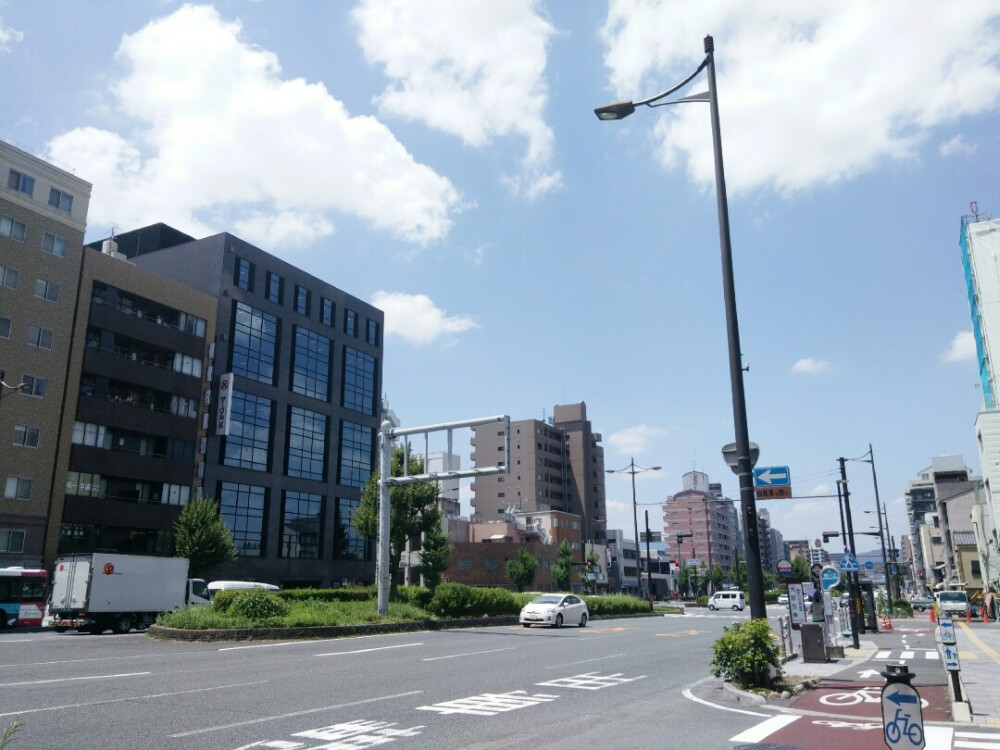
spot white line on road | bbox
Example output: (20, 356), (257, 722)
(0, 680), (267, 718)
(901, 650), (915, 659)
(875, 650), (891, 659)
(170, 690), (423, 738)
(545, 653), (627, 669)
(219, 633), (423, 651)
(954, 732), (1000, 749)
(317, 643), (423, 657)
(728, 715), (800, 742)
(926, 650), (939, 659)
(0, 671), (150, 687)
(681, 684), (768, 718)
(422, 647), (515, 662)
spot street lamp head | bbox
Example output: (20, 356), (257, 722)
(594, 100), (636, 120)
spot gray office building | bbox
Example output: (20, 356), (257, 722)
(88, 225), (383, 587)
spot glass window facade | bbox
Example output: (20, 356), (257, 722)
(321, 297), (334, 326)
(231, 302), (278, 384)
(343, 347), (376, 415)
(287, 406), (326, 480)
(281, 491), (323, 559)
(235, 257), (254, 290)
(335, 497), (368, 559)
(223, 390), (272, 471)
(266, 272), (283, 304)
(294, 284), (310, 315)
(338, 421), (373, 487)
(291, 326), (331, 401)
(345, 309), (357, 337)
(220, 482), (266, 556)
(366, 319), (379, 346)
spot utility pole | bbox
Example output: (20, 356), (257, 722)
(839, 457), (863, 648)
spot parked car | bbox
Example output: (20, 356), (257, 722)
(707, 591), (745, 611)
(519, 594), (588, 628)
(777, 594), (789, 605)
(910, 596), (935, 612)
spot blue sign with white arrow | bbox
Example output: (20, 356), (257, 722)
(944, 645), (961, 672)
(881, 682), (925, 750)
(753, 466), (790, 487)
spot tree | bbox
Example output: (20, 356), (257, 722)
(709, 563), (725, 593)
(730, 550), (747, 591)
(169, 496), (236, 579)
(550, 540), (573, 591)
(678, 563), (695, 598)
(791, 555), (811, 582)
(506, 549), (538, 592)
(414, 506), (452, 590)
(355, 444), (440, 592)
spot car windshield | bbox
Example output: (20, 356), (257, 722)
(531, 595), (563, 605)
(939, 592), (967, 603)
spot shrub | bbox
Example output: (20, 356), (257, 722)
(582, 594), (649, 616)
(395, 586), (433, 609)
(427, 583), (521, 618)
(891, 599), (913, 618)
(764, 589), (782, 603)
(211, 590), (241, 613)
(277, 586), (375, 603)
(697, 595), (710, 606)
(227, 589), (291, 622)
(710, 618), (782, 690)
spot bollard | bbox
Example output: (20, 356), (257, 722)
(930, 606), (935, 623)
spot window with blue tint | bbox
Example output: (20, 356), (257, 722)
(294, 284), (310, 315)
(7, 169), (34, 197)
(266, 271), (283, 304)
(220, 482), (266, 556)
(320, 297), (334, 327)
(345, 309), (357, 337)
(338, 421), (372, 487)
(291, 326), (330, 401)
(235, 257), (254, 291)
(366, 319), (379, 346)
(222, 391), (272, 471)
(231, 302), (278, 384)
(342, 347), (376, 415)
(287, 406), (326, 480)
(281, 491), (323, 559)
(48, 187), (73, 213)
(335, 497), (368, 560)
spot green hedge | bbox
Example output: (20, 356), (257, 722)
(582, 594), (650, 616)
(427, 584), (522, 618)
(395, 586), (433, 608)
(710, 618), (782, 690)
(276, 586), (375, 603)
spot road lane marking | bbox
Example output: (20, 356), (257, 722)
(316, 643), (423, 657)
(729, 715), (800, 742)
(901, 650), (915, 659)
(171, 690), (423, 738)
(416, 690), (558, 716)
(0, 680), (267, 718)
(0, 671), (150, 687)
(925, 650), (938, 659)
(422, 647), (514, 662)
(875, 650), (891, 659)
(544, 653), (627, 669)
(681, 685), (768, 717)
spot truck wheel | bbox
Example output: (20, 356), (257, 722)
(113, 614), (134, 634)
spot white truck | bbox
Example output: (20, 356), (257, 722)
(50, 553), (210, 634)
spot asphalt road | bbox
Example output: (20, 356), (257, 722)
(0, 609), (767, 750)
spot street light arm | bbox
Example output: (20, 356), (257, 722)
(594, 57), (709, 120)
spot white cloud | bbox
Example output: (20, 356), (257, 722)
(942, 331), (976, 363)
(791, 358), (829, 374)
(0, 17), (23, 52)
(939, 135), (977, 158)
(353, 0), (562, 199)
(372, 290), (478, 345)
(607, 424), (668, 455)
(599, 2), (1000, 195)
(43, 4), (461, 250)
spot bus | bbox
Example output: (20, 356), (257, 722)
(0, 567), (48, 628)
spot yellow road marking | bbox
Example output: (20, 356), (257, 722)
(958, 622), (1000, 667)
(656, 629), (704, 637)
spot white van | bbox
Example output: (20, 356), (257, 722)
(206, 580), (280, 599)
(707, 591), (745, 611)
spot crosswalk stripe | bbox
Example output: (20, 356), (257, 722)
(954, 739), (1000, 749)
(925, 651), (938, 660)
(875, 650), (890, 659)
(729, 715), (800, 742)
(901, 650), (915, 659)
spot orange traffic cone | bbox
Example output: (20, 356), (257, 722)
(930, 606), (936, 623)
(967, 607), (971, 624)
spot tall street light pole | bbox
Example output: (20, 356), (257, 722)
(607, 459), (660, 600)
(595, 36), (766, 618)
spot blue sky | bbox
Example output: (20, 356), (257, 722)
(3, 2), (999, 557)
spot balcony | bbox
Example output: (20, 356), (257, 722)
(89, 298), (205, 358)
(69, 444), (195, 485)
(83, 345), (202, 399)
(76, 394), (198, 441)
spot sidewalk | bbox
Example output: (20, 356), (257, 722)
(953, 619), (1000, 725)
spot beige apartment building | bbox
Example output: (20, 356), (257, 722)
(470, 402), (606, 546)
(1, 141), (91, 566)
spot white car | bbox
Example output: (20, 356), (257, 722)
(519, 594), (589, 628)
(777, 594), (789, 605)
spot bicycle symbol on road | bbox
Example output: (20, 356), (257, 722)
(820, 686), (928, 708)
(885, 707), (924, 746)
